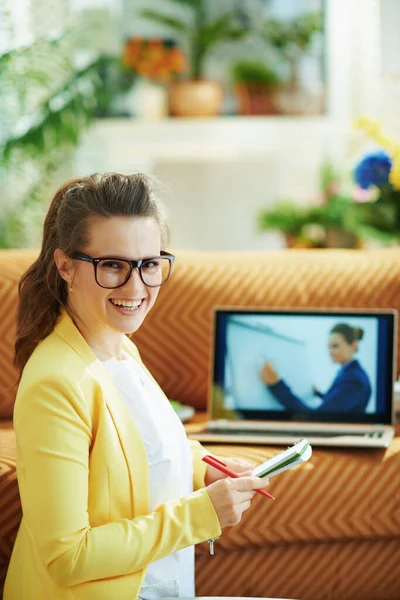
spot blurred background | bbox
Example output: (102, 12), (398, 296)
(1, 0), (400, 251)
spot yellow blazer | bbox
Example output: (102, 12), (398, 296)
(4, 310), (220, 600)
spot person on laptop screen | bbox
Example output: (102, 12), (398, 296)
(261, 323), (372, 413)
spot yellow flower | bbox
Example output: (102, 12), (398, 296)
(354, 116), (397, 154)
(389, 154), (400, 190)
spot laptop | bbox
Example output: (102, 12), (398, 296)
(188, 307), (397, 448)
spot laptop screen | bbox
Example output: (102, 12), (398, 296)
(211, 308), (396, 425)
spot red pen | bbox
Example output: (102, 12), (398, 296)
(202, 455), (275, 500)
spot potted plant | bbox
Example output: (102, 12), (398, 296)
(231, 59), (280, 115)
(258, 162), (361, 249)
(122, 37), (187, 119)
(262, 11), (323, 115)
(258, 201), (315, 248)
(140, 0), (247, 117)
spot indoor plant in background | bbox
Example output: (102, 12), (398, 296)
(140, 0), (247, 117)
(258, 162), (361, 249)
(258, 121), (400, 250)
(122, 37), (187, 119)
(258, 200), (315, 248)
(262, 11), (323, 115)
(231, 59), (280, 115)
(0, 32), (102, 248)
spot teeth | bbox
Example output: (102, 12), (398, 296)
(111, 299), (141, 308)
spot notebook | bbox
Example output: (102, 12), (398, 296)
(253, 439), (312, 478)
(189, 307), (397, 448)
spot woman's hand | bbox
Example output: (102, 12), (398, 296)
(206, 476), (270, 528)
(205, 457), (254, 486)
(261, 361), (280, 386)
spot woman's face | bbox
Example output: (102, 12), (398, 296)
(328, 333), (356, 364)
(67, 216), (162, 336)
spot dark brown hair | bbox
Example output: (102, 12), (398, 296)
(331, 323), (364, 344)
(15, 172), (169, 373)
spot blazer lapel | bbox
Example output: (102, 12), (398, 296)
(54, 310), (150, 516)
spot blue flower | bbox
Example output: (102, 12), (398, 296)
(354, 150), (392, 189)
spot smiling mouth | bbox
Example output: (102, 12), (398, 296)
(109, 299), (143, 311)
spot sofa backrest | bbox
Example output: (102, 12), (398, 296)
(1, 247), (400, 416)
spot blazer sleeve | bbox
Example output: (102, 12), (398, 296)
(268, 379), (308, 411)
(14, 377), (221, 588)
(269, 374), (370, 413)
(315, 374), (370, 412)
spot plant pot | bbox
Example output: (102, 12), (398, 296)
(130, 79), (168, 120)
(234, 83), (278, 115)
(325, 229), (361, 249)
(169, 80), (223, 117)
(274, 81), (325, 115)
(283, 234), (317, 249)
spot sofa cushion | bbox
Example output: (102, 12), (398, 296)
(0, 250), (38, 418)
(198, 439), (400, 547)
(195, 538), (400, 600)
(0, 421), (20, 575)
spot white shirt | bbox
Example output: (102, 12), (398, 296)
(102, 352), (195, 599)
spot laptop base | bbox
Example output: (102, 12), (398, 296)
(188, 421), (394, 448)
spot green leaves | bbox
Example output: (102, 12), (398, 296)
(309, 194), (352, 230)
(200, 13), (246, 51)
(231, 60), (280, 86)
(0, 51), (102, 248)
(163, 0), (203, 8)
(139, 9), (188, 33)
(258, 201), (310, 237)
(140, 3), (247, 79)
(2, 63), (100, 167)
(262, 11), (322, 57)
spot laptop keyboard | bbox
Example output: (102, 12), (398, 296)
(206, 428), (384, 439)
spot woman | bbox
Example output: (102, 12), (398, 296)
(4, 173), (270, 600)
(261, 323), (372, 413)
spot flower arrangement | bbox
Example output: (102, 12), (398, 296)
(258, 120), (400, 249)
(123, 38), (187, 84)
(354, 117), (400, 190)
(349, 117), (400, 243)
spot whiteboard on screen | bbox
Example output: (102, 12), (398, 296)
(225, 317), (314, 410)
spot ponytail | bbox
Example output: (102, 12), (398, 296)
(14, 183), (71, 373)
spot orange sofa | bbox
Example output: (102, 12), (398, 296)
(1, 248), (400, 600)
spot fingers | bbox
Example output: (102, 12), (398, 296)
(239, 499), (252, 513)
(236, 490), (257, 502)
(234, 468), (253, 477)
(231, 459), (254, 470)
(232, 476), (270, 492)
(206, 475), (271, 529)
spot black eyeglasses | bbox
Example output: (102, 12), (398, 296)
(70, 251), (175, 289)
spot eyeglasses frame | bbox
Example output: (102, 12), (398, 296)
(69, 250), (175, 289)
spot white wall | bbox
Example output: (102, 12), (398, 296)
(381, 0), (400, 78)
(75, 117), (351, 251)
